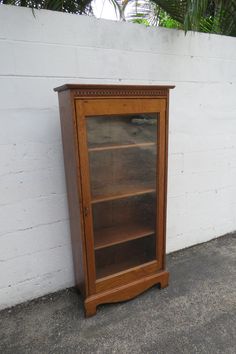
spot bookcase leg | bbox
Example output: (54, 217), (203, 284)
(159, 274), (169, 289)
(84, 301), (97, 317)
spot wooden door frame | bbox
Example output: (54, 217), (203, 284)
(75, 98), (167, 295)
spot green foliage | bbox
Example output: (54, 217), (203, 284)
(152, 0), (236, 36)
(125, 0), (236, 36)
(158, 8), (183, 29)
(1, 0), (93, 14)
(125, 0), (183, 29)
(132, 16), (150, 26)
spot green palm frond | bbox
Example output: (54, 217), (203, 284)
(153, 0), (236, 35)
(124, 0), (236, 36)
(1, 0), (93, 14)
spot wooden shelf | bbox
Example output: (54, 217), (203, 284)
(96, 254), (155, 279)
(94, 223), (155, 250)
(91, 187), (156, 204)
(88, 142), (155, 152)
(96, 259), (140, 279)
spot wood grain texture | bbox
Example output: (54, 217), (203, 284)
(88, 142), (155, 152)
(76, 100), (97, 295)
(57, 90), (88, 297)
(55, 84), (174, 317)
(94, 223), (155, 250)
(162, 91), (170, 270)
(156, 109), (166, 264)
(95, 260), (159, 293)
(91, 187), (156, 204)
(85, 271), (169, 317)
(80, 98), (166, 116)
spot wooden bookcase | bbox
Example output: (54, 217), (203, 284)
(54, 84), (174, 317)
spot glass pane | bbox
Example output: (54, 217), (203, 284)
(89, 145), (156, 200)
(93, 194), (156, 250)
(95, 236), (156, 279)
(87, 113), (157, 148)
(86, 113), (158, 279)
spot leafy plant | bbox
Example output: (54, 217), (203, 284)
(0, 0), (93, 14)
(152, 0), (236, 35)
(115, 0), (236, 36)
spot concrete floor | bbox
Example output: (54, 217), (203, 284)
(0, 234), (235, 354)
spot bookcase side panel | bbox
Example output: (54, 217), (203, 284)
(58, 90), (88, 297)
(162, 94), (170, 270)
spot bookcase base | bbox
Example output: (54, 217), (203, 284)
(84, 270), (169, 317)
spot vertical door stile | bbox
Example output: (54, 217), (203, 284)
(75, 100), (96, 294)
(156, 106), (166, 268)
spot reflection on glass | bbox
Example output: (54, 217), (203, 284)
(86, 113), (158, 279)
(87, 114), (157, 148)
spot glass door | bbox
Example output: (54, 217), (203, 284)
(76, 98), (166, 285)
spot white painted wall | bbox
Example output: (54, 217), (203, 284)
(0, 4), (236, 310)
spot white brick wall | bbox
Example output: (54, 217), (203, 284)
(0, 4), (236, 310)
